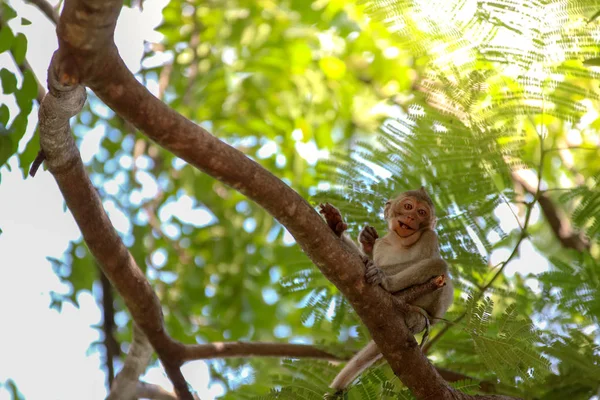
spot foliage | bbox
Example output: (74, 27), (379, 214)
(1, 0), (600, 399)
(0, 4), (37, 175)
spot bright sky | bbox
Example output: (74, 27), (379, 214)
(0, 0), (555, 399)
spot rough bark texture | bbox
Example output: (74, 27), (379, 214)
(36, 1), (522, 399)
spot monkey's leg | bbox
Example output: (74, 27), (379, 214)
(406, 306), (431, 349)
(420, 315), (430, 349)
(318, 203), (348, 237)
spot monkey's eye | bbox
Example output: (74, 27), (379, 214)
(418, 209), (427, 216)
(403, 203), (413, 210)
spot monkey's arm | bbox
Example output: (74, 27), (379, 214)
(378, 258), (447, 292)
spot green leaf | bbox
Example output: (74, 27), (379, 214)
(589, 9), (600, 23)
(18, 134), (41, 178)
(20, 17), (32, 26)
(11, 33), (27, 65)
(1, 3), (18, 22)
(0, 103), (9, 127)
(19, 69), (38, 105)
(9, 112), (28, 147)
(319, 56), (346, 80)
(0, 68), (18, 94)
(0, 135), (14, 167)
(583, 57), (600, 66)
(0, 25), (15, 53)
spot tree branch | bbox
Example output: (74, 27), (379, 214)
(100, 267), (119, 388)
(26, 0), (59, 24)
(511, 171), (589, 252)
(40, 1), (520, 399)
(38, 58), (193, 399)
(182, 342), (346, 363)
(107, 326), (154, 400)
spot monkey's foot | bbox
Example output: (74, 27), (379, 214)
(365, 260), (384, 286)
(324, 391), (344, 400)
(318, 203), (348, 237)
(358, 225), (379, 256)
(433, 275), (446, 287)
(420, 316), (430, 349)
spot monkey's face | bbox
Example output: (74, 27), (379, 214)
(385, 195), (433, 239)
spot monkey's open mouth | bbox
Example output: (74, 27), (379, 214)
(399, 222), (414, 230)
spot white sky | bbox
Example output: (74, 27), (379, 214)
(0, 0), (555, 399)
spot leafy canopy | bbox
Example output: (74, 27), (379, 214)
(1, 0), (600, 399)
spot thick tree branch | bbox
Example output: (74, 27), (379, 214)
(40, 1), (520, 399)
(511, 171), (589, 252)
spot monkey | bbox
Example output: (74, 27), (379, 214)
(319, 187), (453, 392)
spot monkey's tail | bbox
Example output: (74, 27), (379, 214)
(330, 341), (381, 391)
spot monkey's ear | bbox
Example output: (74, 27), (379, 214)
(430, 216), (437, 230)
(384, 200), (392, 219)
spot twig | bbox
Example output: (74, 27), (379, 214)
(512, 171), (589, 252)
(100, 268), (119, 388)
(25, 0), (59, 24)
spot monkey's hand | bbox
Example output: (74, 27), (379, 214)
(318, 203), (348, 238)
(364, 259), (386, 286)
(358, 225), (379, 257)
